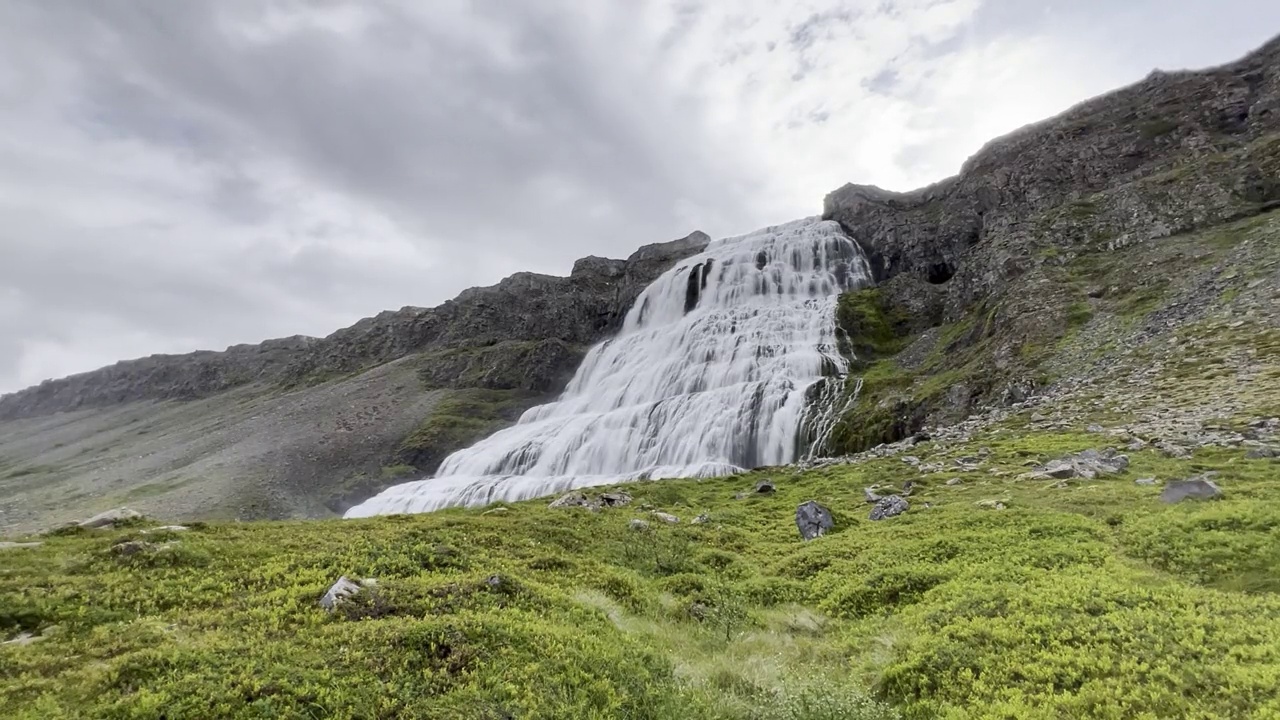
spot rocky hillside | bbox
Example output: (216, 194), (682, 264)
(0, 233), (708, 533)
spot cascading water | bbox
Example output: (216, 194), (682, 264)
(345, 217), (872, 517)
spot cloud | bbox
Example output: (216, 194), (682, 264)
(1, 0), (1278, 393)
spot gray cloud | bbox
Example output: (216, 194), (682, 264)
(1, 0), (1278, 393)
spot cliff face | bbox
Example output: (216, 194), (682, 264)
(817, 34), (1280, 451)
(825, 35), (1280, 326)
(0, 232), (710, 421)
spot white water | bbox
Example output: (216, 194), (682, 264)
(345, 217), (871, 517)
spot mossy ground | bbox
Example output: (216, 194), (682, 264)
(3, 427), (1279, 719)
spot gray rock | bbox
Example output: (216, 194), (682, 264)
(142, 525), (189, 534)
(863, 487), (882, 503)
(691, 513), (710, 525)
(110, 540), (153, 557)
(548, 492), (590, 509)
(79, 507), (142, 529)
(1036, 449), (1129, 480)
(1160, 477), (1223, 503)
(628, 519), (650, 531)
(976, 499), (1007, 510)
(869, 495), (909, 521)
(795, 501), (834, 541)
(320, 576), (364, 612)
(1156, 441), (1192, 459)
(599, 492), (633, 507)
(945, 478), (964, 486)
(1135, 477), (1158, 486)
(755, 480), (777, 494)
(651, 512), (680, 524)
(1246, 447), (1278, 459)
(0, 541), (42, 550)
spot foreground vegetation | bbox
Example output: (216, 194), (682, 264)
(3, 426), (1278, 719)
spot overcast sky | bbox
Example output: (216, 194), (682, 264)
(1, 1), (1278, 394)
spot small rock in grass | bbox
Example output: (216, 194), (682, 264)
(869, 495), (909, 521)
(0, 541), (42, 550)
(1135, 477), (1158, 486)
(599, 492), (633, 507)
(549, 492), (590, 509)
(1160, 476), (1223, 503)
(629, 519), (651, 531)
(1246, 447), (1278, 459)
(755, 480), (777, 494)
(945, 478), (963, 486)
(692, 513), (710, 525)
(863, 487), (882, 504)
(795, 501), (834, 541)
(79, 507), (142, 529)
(320, 576), (363, 612)
(976, 499), (1007, 511)
(651, 512), (680, 524)
(110, 540), (153, 557)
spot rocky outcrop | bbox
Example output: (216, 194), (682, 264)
(0, 232), (709, 421)
(826, 36), (1280, 312)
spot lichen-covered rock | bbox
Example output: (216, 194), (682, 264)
(1160, 476), (1224, 503)
(796, 501), (834, 540)
(320, 576), (364, 612)
(870, 495), (909, 521)
(79, 507), (142, 529)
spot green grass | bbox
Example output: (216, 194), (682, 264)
(3, 430), (1278, 719)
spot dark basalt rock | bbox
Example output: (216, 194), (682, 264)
(796, 501), (834, 541)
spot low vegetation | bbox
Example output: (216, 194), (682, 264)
(3, 428), (1278, 718)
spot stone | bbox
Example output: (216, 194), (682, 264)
(870, 495), (909, 521)
(1160, 477), (1223, 503)
(320, 576), (364, 612)
(1087, 423), (1106, 433)
(1135, 477), (1158, 486)
(1035, 449), (1129, 480)
(1246, 447), (1279, 459)
(79, 507), (142, 529)
(0, 541), (42, 550)
(629, 519), (651, 531)
(863, 487), (882, 503)
(795, 501), (834, 541)
(1127, 438), (1149, 451)
(902, 480), (915, 496)
(2, 632), (42, 647)
(976, 499), (1007, 511)
(481, 507), (509, 515)
(110, 540), (153, 556)
(691, 513), (710, 525)
(483, 574), (505, 590)
(755, 480), (777, 494)
(651, 512), (680, 524)
(599, 492), (633, 507)
(1042, 460), (1077, 479)
(945, 478), (964, 486)
(142, 525), (189, 534)
(1156, 441), (1192, 459)
(549, 492), (590, 509)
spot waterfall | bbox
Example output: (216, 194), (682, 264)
(345, 217), (872, 517)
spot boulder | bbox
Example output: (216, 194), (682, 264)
(1035, 449), (1129, 480)
(869, 495), (909, 521)
(600, 492), (633, 507)
(110, 540), (153, 557)
(548, 492), (590, 509)
(79, 507), (142, 529)
(795, 501), (834, 541)
(320, 576), (364, 612)
(1160, 476), (1223, 503)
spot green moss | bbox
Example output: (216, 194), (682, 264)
(2, 429), (1278, 718)
(397, 388), (542, 471)
(836, 289), (911, 364)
